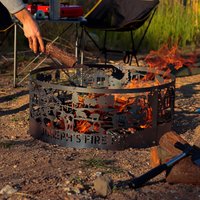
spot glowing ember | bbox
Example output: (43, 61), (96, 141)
(76, 120), (91, 133)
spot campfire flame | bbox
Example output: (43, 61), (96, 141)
(47, 44), (195, 134)
(144, 44), (196, 78)
(76, 120), (91, 133)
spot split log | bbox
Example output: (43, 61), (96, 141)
(150, 131), (200, 185)
(166, 156), (200, 185)
(159, 131), (188, 155)
(46, 43), (76, 67)
(150, 131), (187, 167)
(150, 146), (161, 168)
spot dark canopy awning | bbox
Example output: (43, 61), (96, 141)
(84, 0), (159, 31)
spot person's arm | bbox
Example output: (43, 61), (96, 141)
(14, 8), (45, 53)
(0, 0), (44, 53)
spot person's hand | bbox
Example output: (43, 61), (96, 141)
(23, 17), (44, 53)
(14, 8), (45, 53)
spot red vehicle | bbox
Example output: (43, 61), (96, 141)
(26, 3), (83, 19)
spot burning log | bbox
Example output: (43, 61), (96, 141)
(150, 131), (200, 185)
(46, 42), (76, 67)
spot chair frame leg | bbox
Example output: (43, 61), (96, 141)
(81, 7), (157, 66)
(103, 30), (108, 65)
(130, 30), (139, 66)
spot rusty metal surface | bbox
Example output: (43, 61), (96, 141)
(29, 64), (175, 150)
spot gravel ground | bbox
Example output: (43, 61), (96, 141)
(0, 62), (199, 200)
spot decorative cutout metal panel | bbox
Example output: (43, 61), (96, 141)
(29, 64), (175, 149)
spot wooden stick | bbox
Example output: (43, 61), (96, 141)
(45, 42), (76, 67)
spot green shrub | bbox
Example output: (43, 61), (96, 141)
(2, 0), (199, 53)
(94, 0), (200, 52)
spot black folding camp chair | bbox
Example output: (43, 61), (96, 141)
(80, 0), (159, 65)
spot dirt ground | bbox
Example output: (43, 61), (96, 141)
(0, 59), (200, 200)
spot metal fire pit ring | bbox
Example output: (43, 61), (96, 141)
(29, 64), (175, 150)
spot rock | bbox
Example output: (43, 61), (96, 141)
(93, 175), (113, 197)
(63, 187), (71, 192)
(0, 185), (18, 196)
(95, 171), (102, 177)
(76, 183), (84, 190)
(72, 187), (80, 194)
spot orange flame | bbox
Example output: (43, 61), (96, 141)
(144, 44), (196, 77)
(63, 44), (196, 134)
(76, 120), (91, 133)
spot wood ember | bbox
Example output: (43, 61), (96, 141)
(150, 131), (200, 185)
(46, 42), (76, 67)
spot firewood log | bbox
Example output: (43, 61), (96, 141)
(46, 42), (76, 67)
(150, 131), (187, 167)
(150, 131), (200, 185)
(150, 146), (161, 168)
(166, 156), (200, 185)
(159, 131), (188, 155)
